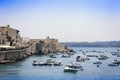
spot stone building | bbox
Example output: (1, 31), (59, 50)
(36, 36), (68, 54)
(0, 25), (20, 47)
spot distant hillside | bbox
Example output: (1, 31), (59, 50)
(61, 41), (120, 47)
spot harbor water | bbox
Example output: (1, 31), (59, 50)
(0, 47), (120, 80)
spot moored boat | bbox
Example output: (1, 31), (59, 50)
(32, 62), (38, 66)
(93, 61), (102, 64)
(64, 66), (79, 73)
(49, 54), (57, 58)
(108, 63), (119, 66)
(54, 61), (62, 66)
(61, 54), (70, 58)
(66, 62), (82, 69)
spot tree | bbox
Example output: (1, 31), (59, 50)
(6, 34), (14, 46)
(39, 40), (44, 43)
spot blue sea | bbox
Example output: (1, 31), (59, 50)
(0, 47), (120, 80)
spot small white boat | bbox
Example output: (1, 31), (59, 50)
(108, 63), (119, 66)
(87, 55), (98, 57)
(67, 52), (75, 55)
(66, 62), (82, 69)
(93, 61), (102, 64)
(64, 66), (79, 72)
(61, 54), (70, 58)
(54, 61), (62, 66)
(38, 62), (46, 66)
(32, 62), (38, 66)
(49, 54), (57, 58)
(98, 54), (109, 60)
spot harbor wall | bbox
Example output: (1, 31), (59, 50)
(0, 49), (26, 63)
(0, 41), (38, 63)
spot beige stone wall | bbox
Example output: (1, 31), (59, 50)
(0, 52), (6, 61)
(0, 25), (20, 47)
(0, 27), (7, 45)
(0, 49), (26, 62)
(0, 27), (7, 35)
(36, 37), (69, 54)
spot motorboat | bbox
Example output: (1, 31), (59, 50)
(76, 56), (85, 62)
(49, 54), (57, 58)
(38, 58), (54, 66)
(98, 54), (109, 60)
(76, 56), (88, 62)
(93, 61), (102, 64)
(108, 63), (119, 66)
(61, 54), (70, 58)
(32, 62), (38, 66)
(67, 52), (75, 55)
(66, 62), (82, 69)
(87, 55), (98, 57)
(54, 61), (62, 66)
(64, 66), (79, 72)
(38, 62), (46, 66)
(84, 57), (90, 60)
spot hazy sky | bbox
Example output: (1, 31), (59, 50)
(0, 0), (120, 42)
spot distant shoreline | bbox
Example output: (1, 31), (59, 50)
(61, 41), (120, 47)
(68, 46), (120, 48)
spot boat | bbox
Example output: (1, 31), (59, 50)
(87, 55), (98, 57)
(84, 57), (90, 60)
(38, 62), (46, 66)
(76, 57), (86, 62)
(44, 58), (54, 66)
(32, 62), (38, 66)
(117, 54), (120, 57)
(93, 61), (102, 64)
(112, 60), (120, 65)
(76, 56), (81, 61)
(54, 61), (62, 66)
(61, 54), (70, 58)
(38, 58), (54, 66)
(98, 54), (109, 60)
(111, 52), (118, 55)
(108, 63), (119, 66)
(67, 52), (75, 55)
(33, 60), (37, 62)
(64, 66), (79, 72)
(76, 56), (86, 62)
(49, 54), (57, 58)
(66, 62), (82, 69)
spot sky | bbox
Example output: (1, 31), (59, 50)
(0, 0), (120, 42)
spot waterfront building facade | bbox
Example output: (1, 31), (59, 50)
(0, 25), (20, 48)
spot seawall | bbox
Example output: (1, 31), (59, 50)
(0, 49), (26, 63)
